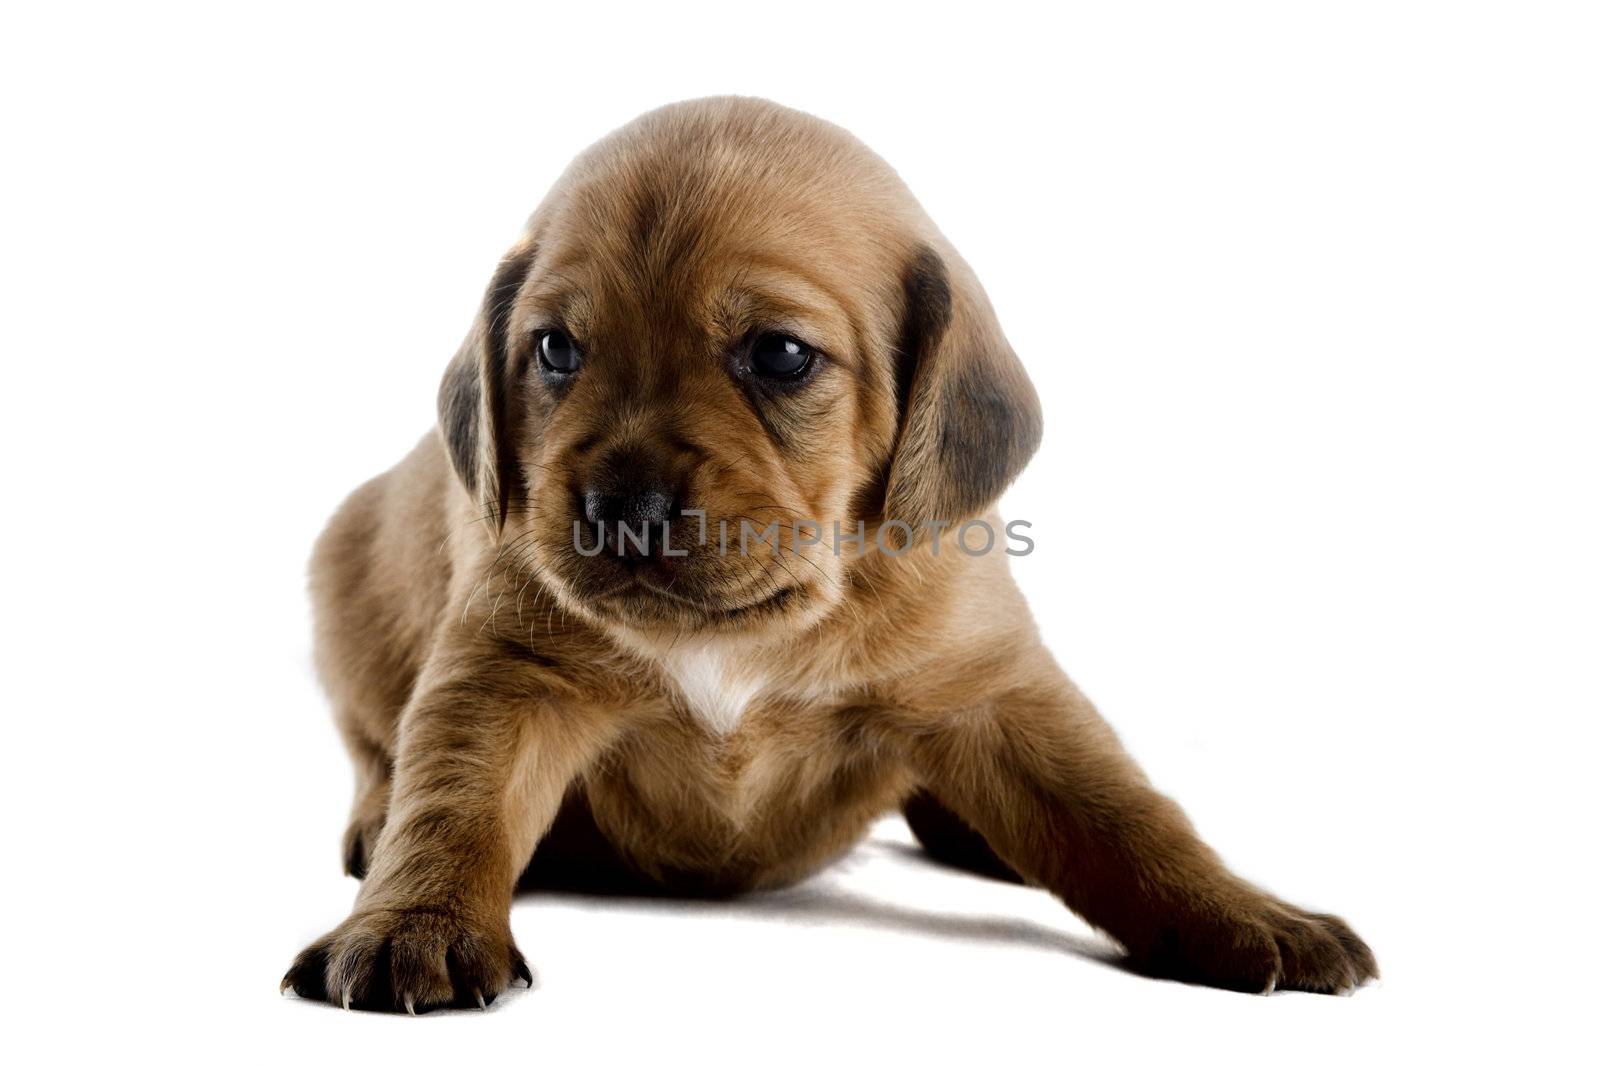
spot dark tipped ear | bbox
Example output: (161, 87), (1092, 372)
(884, 244), (1042, 529)
(437, 241), (537, 532)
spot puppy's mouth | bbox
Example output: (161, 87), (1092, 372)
(633, 576), (797, 618)
(588, 573), (802, 627)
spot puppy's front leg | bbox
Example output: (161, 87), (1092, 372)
(283, 657), (625, 1012)
(883, 654), (1377, 994)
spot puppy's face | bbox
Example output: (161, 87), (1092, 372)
(507, 231), (868, 633)
(438, 100), (1042, 638)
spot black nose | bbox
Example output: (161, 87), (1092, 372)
(583, 488), (675, 527)
(582, 487), (677, 557)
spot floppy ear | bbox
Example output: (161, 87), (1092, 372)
(883, 244), (1043, 529)
(437, 241), (537, 533)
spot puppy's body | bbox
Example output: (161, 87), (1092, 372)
(315, 434), (1018, 894)
(287, 98), (1375, 1011)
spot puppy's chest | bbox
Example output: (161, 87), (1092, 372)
(653, 646), (785, 735)
(640, 646), (852, 826)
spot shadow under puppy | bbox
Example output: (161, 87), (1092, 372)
(284, 97), (1376, 1012)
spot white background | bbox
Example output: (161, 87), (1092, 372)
(3, 2), (1596, 1062)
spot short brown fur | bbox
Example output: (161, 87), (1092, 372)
(284, 98), (1375, 1012)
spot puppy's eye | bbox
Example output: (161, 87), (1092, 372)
(749, 333), (813, 378)
(539, 330), (581, 373)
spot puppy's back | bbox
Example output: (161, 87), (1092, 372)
(310, 433), (458, 750)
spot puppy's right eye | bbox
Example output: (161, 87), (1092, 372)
(539, 330), (582, 373)
(748, 333), (813, 379)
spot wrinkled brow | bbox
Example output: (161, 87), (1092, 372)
(516, 278), (595, 341)
(713, 263), (858, 366)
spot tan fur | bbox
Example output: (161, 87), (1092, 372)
(284, 97), (1375, 1011)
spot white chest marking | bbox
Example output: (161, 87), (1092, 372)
(657, 646), (767, 735)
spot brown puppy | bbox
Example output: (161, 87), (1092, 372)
(283, 97), (1375, 1012)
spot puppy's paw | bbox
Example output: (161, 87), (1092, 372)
(281, 907), (533, 1013)
(1132, 895), (1377, 995)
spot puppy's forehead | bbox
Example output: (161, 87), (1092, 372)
(525, 245), (862, 364)
(566, 98), (902, 237)
(526, 99), (918, 329)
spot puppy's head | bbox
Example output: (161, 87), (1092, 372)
(438, 98), (1040, 636)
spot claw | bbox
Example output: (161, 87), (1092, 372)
(341, 987), (352, 1011)
(475, 988), (487, 1010)
(279, 973), (292, 996)
(1260, 972), (1278, 996)
(514, 957), (534, 988)
(404, 995), (417, 1016)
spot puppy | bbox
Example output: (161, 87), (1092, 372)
(283, 97), (1375, 1011)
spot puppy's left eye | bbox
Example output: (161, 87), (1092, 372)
(539, 329), (582, 374)
(749, 334), (813, 378)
